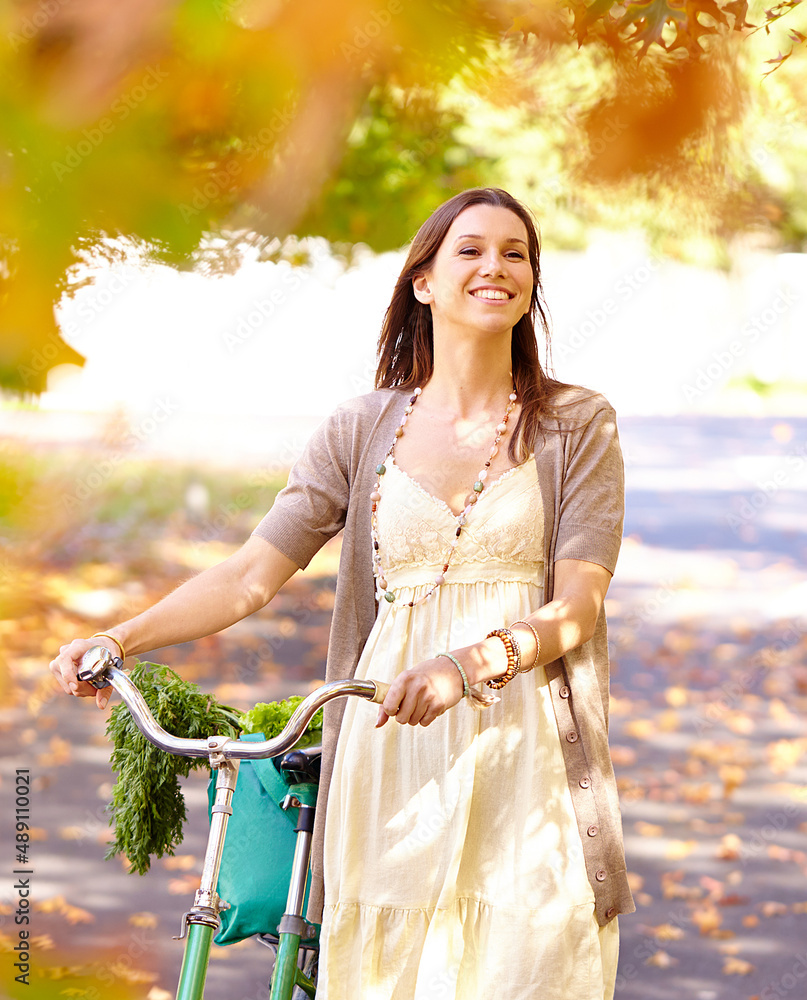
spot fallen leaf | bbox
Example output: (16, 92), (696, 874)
(627, 872), (645, 891)
(643, 923), (685, 941)
(661, 871), (702, 900)
(666, 840), (697, 860)
(767, 738), (807, 774)
(59, 826), (90, 841)
(168, 874), (200, 895)
(680, 783), (714, 805)
(162, 854), (198, 871)
(635, 821), (664, 837)
(657, 710), (680, 732)
(716, 833), (743, 860)
(719, 764), (746, 798)
(665, 686), (688, 707)
(718, 893), (749, 906)
(625, 719), (656, 740)
(761, 901), (788, 917)
(129, 912), (159, 929)
(646, 950), (677, 967)
(691, 905), (722, 935)
(62, 903), (94, 925)
(723, 956), (755, 975)
(107, 960), (157, 984)
(742, 914), (760, 927)
(610, 745), (637, 766)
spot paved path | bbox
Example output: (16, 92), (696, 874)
(1, 414), (805, 999)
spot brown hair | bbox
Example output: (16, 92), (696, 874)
(375, 187), (572, 461)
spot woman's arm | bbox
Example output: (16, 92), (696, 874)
(49, 535), (299, 708)
(378, 558), (612, 727)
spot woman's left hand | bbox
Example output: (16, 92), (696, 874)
(377, 655), (465, 728)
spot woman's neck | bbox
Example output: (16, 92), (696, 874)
(424, 337), (514, 419)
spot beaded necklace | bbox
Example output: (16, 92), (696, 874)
(371, 386), (518, 608)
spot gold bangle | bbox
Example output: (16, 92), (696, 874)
(484, 628), (520, 689)
(91, 632), (126, 661)
(510, 620), (540, 672)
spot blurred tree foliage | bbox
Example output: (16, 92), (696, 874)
(0, 0), (804, 391)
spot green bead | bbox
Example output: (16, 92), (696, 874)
(473, 480), (484, 493)
(376, 463), (387, 476)
(384, 591), (396, 603)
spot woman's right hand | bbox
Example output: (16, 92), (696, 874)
(49, 637), (119, 710)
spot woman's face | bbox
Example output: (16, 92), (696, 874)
(413, 204), (533, 338)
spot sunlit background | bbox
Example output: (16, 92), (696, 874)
(2, 1), (807, 997)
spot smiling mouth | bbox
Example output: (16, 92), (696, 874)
(470, 289), (513, 300)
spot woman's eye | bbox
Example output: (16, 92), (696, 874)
(459, 247), (479, 256)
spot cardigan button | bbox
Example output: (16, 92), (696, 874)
(587, 825), (599, 837)
(579, 776), (591, 789)
(559, 685), (571, 698)
(606, 906), (616, 919)
(595, 869), (607, 882)
(566, 731), (579, 743)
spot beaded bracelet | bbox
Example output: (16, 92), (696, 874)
(484, 628), (521, 689)
(436, 653), (471, 699)
(91, 632), (126, 661)
(510, 620), (541, 672)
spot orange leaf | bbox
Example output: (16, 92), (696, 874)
(666, 839), (697, 860)
(723, 956), (755, 975)
(646, 950), (677, 967)
(691, 904), (722, 935)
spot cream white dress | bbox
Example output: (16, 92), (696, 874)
(319, 456), (619, 999)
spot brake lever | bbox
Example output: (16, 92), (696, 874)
(77, 645), (122, 689)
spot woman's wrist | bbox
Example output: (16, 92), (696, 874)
(90, 630), (126, 660)
(449, 638), (510, 688)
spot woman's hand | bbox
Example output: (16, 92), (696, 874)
(49, 637), (120, 710)
(377, 654), (465, 729)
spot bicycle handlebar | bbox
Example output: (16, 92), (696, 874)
(79, 646), (390, 761)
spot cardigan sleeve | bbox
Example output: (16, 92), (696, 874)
(553, 395), (625, 575)
(252, 407), (350, 569)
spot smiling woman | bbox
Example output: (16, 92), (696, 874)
(51, 187), (634, 1000)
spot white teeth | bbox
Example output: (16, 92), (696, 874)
(472, 289), (510, 300)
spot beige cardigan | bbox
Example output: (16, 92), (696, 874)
(253, 386), (635, 926)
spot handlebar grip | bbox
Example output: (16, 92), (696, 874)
(370, 680), (390, 704)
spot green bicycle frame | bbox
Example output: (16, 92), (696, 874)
(270, 781), (319, 1000)
(174, 751), (240, 1000)
(176, 922), (216, 1000)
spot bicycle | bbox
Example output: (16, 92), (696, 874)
(78, 645), (390, 1000)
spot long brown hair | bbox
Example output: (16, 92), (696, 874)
(375, 187), (571, 461)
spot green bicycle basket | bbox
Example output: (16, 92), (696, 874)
(207, 733), (320, 945)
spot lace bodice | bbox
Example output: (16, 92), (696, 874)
(374, 455), (545, 589)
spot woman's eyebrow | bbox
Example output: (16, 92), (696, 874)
(453, 234), (528, 246)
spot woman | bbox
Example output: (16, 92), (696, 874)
(51, 187), (634, 999)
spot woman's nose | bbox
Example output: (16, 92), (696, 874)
(479, 253), (506, 277)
